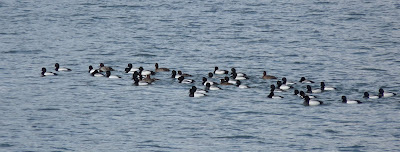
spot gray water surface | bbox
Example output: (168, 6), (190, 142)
(1, 0), (400, 151)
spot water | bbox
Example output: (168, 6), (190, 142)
(1, 0), (400, 151)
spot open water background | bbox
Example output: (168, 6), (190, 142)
(0, 0), (400, 151)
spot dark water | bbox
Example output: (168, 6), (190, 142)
(1, 0), (400, 151)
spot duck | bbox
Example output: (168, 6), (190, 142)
(155, 63), (170, 72)
(378, 88), (396, 98)
(205, 83), (222, 91)
(54, 63), (71, 71)
(133, 77), (150, 86)
(267, 92), (284, 99)
(270, 84), (283, 93)
(178, 71), (192, 77)
(294, 90), (300, 97)
(341, 96), (362, 104)
(282, 77), (295, 85)
(214, 66), (228, 75)
(236, 80), (249, 89)
(306, 85), (321, 93)
(299, 91), (316, 99)
(189, 88), (206, 97)
(191, 86), (208, 94)
(143, 75), (158, 83)
(220, 79), (233, 85)
(303, 96), (323, 106)
(202, 77), (218, 86)
(178, 76), (195, 84)
(105, 71), (121, 79)
(139, 67), (154, 76)
(320, 82), (336, 91)
(132, 71), (141, 80)
(90, 70), (104, 77)
(125, 63), (139, 73)
(299, 77), (314, 83)
(262, 71), (277, 79)
(41, 67), (57, 76)
(171, 70), (181, 79)
(208, 72), (214, 78)
(99, 63), (114, 72)
(88, 65), (96, 74)
(363, 92), (379, 99)
(277, 81), (292, 90)
(224, 77), (238, 84)
(232, 73), (248, 80)
(231, 68), (247, 77)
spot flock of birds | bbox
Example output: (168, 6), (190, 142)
(41, 63), (397, 106)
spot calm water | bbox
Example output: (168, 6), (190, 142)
(1, 0), (400, 151)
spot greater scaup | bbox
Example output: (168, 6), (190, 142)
(155, 63), (170, 72)
(54, 63), (71, 71)
(378, 88), (396, 98)
(299, 77), (314, 83)
(178, 76), (195, 84)
(341, 96), (362, 104)
(99, 63), (114, 72)
(363, 92), (379, 99)
(214, 66), (228, 75)
(205, 83), (222, 90)
(267, 92), (284, 99)
(262, 71), (277, 79)
(41, 67), (57, 76)
(303, 96), (323, 106)
(105, 71), (121, 79)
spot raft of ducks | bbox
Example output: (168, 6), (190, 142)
(41, 63), (397, 106)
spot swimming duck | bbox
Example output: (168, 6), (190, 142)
(224, 77), (238, 84)
(236, 80), (249, 89)
(299, 77), (314, 83)
(202, 77), (218, 86)
(171, 70), (181, 78)
(282, 77), (295, 85)
(54, 63), (71, 71)
(139, 67), (154, 76)
(143, 75), (158, 83)
(220, 79), (233, 85)
(191, 86), (208, 94)
(270, 84), (283, 93)
(363, 92), (379, 99)
(232, 73), (248, 80)
(178, 71), (192, 77)
(277, 81), (292, 90)
(267, 92), (284, 99)
(125, 63), (139, 73)
(208, 72), (214, 78)
(205, 83), (222, 91)
(262, 71), (277, 79)
(189, 88), (206, 97)
(214, 66), (228, 75)
(320, 82), (336, 91)
(306, 85), (321, 93)
(178, 76), (195, 84)
(299, 91), (316, 99)
(231, 68), (247, 77)
(105, 71), (121, 79)
(99, 63), (114, 72)
(378, 88), (396, 98)
(341, 96), (362, 104)
(90, 70), (104, 77)
(155, 63), (170, 72)
(133, 77), (150, 86)
(41, 67), (57, 76)
(88, 65), (96, 74)
(303, 96), (323, 106)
